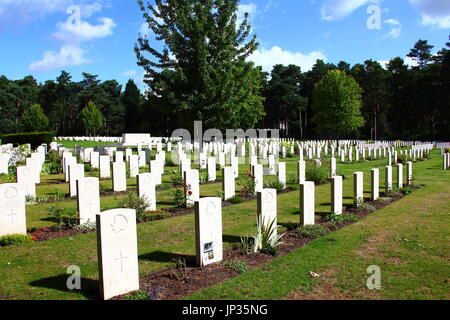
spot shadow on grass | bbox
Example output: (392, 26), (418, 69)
(223, 234), (241, 244)
(139, 251), (196, 267)
(29, 275), (99, 300)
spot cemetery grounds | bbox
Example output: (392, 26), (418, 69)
(0, 142), (448, 300)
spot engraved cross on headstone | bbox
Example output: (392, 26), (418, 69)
(115, 249), (128, 273)
(6, 209), (17, 224)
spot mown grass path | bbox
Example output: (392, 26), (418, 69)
(188, 152), (450, 300)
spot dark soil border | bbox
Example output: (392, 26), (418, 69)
(112, 186), (419, 300)
(26, 188), (295, 242)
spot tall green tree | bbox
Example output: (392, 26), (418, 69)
(350, 60), (389, 140)
(263, 64), (307, 137)
(122, 79), (142, 133)
(407, 39), (434, 69)
(135, 0), (263, 130)
(20, 104), (49, 132)
(312, 70), (364, 138)
(79, 101), (104, 136)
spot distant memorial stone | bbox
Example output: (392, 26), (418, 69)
(137, 173), (157, 212)
(112, 162), (127, 192)
(300, 182), (315, 226)
(331, 176), (343, 215)
(69, 164), (85, 197)
(222, 167), (235, 201)
(371, 168), (379, 201)
(16, 166), (36, 198)
(99, 155), (111, 178)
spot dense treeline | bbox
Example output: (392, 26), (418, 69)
(262, 39), (450, 141)
(0, 38), (448, 140)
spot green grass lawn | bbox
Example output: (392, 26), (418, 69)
(188, 152), (450, 300)
(56, 140), (121, 149)
(0, 150), (447, 300)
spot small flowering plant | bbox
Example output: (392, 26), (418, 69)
(238, 170), (256, 198)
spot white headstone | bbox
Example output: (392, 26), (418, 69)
(371, 168), (379, 201)
(353, 172), (364, 207)
(397, 163), (403, 189)
(300, 182), (315, 226)
(222, 167), (235, 201)
(277, 162), (286, 189)
(99, 155), (111, 178)
(331, 176), (342, 215)
(137, 173), (156, 212)
(184, 169), (200, 207)
(194, 197), (223, 267)
(0, 183), (26, 236)
(385, 166), (392, 193)
(112, 162), (127, 192)
(69, 164), (85, 197)
(252, 164), (263, 194)
(16, 166), (36, 198)
(207, 157), (216, 182)
(77, 177), (100, 224)
(257, 189), (277, 237)
(297, 160), (306, 184)
(96, 208), (139, 300)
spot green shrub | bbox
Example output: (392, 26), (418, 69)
(119, 192), (150, 222)
(47, 206), (78, 228)
(325, 214), (358, 225)
(199, 170), (208, 183)
(0, 234), (33, 247)
(397, 154), (407, 164)
(172, 189), (186, 208)
(240, 236), (254, 255)
(0, 131), (56, 149)
(224, 260), (249, 274)
(297, 224), (330, 239)
(171, 175), (183, 187)
(400, 186), (414, 195)
(84, 163), (93, 172)
(99, 182), (108, 193)
(52, 189), (66, 201)
(263, 178), (285, 191)
(124, 290), (150, 300)
(305, 164), (330, 185)
(227, 195), (245, 204)
(238, 170), (255, 198)
(254, 217), (283, 254)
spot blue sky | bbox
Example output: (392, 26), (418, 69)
(1, 0), (449, 89)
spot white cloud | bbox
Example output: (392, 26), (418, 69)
(53, 16), (116, 43)
(248, 46), (327, 72)
(409, 0), (450, 29)
(27, 1), (115, 73)
(80, 2), (102, 19)
(0, 0), (108, 30)
(29, 45), (91, 72)
(420, 14), (450, 29)
(321, 0), (375, 21)
(139, 22), (151, 37)
(237, 3), (258, 27)
(264, 0), (278, 13)
(383, 19), (402, 39)
(122, 70), (137, 78)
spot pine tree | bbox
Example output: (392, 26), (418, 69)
(135, 0), (264, 130)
